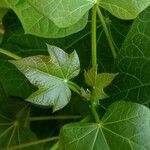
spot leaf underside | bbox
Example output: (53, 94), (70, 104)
(10, 45), (80, 112)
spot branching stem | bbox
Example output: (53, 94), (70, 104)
(30, 115), (81, 121)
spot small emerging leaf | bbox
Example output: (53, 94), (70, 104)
(84, 67), (118, 102)
(10, 45), (80, 112)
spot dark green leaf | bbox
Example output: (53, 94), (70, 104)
(0, 8), (7, 22)
(59, 101), (150, 150)
(0, 59), (34, 98)
(107, 5), (150, 104)
(0, 85), (42, 150)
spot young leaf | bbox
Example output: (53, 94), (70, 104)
(84, 67), (118, 102)
(99, 0), (150, 20)
(0, 0), (88, 38)
(59, 101), (150, 150)
(28, 0), (96, 28)
(10, 45), (80, 112)
(0, 85), (42, 150)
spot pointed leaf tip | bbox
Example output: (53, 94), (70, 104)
(10, 45), (80, 111)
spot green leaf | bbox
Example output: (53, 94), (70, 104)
(0, 85), (42, 150)
(99, 0), (150, 20)
(10, 45), (80, 112)
(59, 101), (150, 150)
(0, 8), (7, 22)
(84, 67), (118, 102)
(0, 0), (9, 8)
(2, 10), (131, 71)
(106, 5), (150, 104)
(0, 59), (34, 98)
(0, 8), (7, 44)
(0, 0), (88, 38)
(28, 0), (96, 28)
(0, 10), (131, 100)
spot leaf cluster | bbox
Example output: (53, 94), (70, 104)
(0, 0), (150, 150)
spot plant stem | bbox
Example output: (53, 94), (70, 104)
(80, 115), (91, 123)
(30, 115), (81, 122)
(91, 4), (97, 67)
(50, 142), (59, 150)
(68, 81), (81, 95)
(96, 6), (117, 59)
(0, 48), (21, 60)
(5, 136), (59, 150)
(90, 103), (100, 123)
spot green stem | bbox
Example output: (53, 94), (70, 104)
(80, 115), (91, 123)
(0, 48), (21, 60)
(90, 102), (100, 123)
(91, 4), (97, 67)
(96, 6), (117, 59)
(50, 142), (59, 150)
(68, 81), (81, 95)
(5, 136), (59, 150)
(30, 115), (81, 122)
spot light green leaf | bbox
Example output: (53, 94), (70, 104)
(59, 101), (150, 150)
(0, 85), (42, 150)
(99, 0), (150, 20)
(0, 0), (9, 8)
(0, 0), (88, 38)
(84, 67), (118, 102)
(28, 0), (96, 28)
(10, 45), (80, 112)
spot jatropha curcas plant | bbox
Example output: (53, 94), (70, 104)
(0, 0), (150, 150)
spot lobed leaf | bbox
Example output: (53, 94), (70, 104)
(0, 85), (42, 150)
(10, 45), (80, 112)
(59, 101), (150, 150)
(84, 67), (118, 102)
(107, 5), (150, 104)
(0, 0), (89, 38)
(28, 0), (96, 28)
